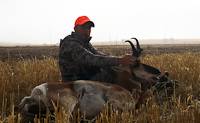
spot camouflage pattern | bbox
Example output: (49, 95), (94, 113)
(90, 68), (116, 84)
(59, 32), (119, 82)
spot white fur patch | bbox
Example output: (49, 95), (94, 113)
(31, 83), (47, 102)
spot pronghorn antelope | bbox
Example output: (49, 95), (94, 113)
(19, 38), (161, 119)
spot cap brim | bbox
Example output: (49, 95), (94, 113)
(80, 21), (95, 27)
(87, 21), (95, 27)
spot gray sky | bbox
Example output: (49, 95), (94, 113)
(0, 0), (200, 45)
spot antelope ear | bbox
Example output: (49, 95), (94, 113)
(111, 66), (131, 73)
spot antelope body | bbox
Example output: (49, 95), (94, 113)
(19, 38), (161, 119)
(20, 81), (134, 118)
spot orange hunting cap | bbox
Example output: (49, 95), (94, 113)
(75, 16), (95, 27)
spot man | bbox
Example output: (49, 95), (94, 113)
(59, 15), (138, 83)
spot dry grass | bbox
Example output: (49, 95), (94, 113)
(0, 52), (200, 122)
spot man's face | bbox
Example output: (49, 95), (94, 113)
(74, 22), (92, 39)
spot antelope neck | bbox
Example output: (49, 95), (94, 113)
(115, 71), (141, 93)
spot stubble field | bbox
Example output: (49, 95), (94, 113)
(0, 44), (200, 123)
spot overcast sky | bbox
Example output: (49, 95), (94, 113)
(0, 0), (200, 45)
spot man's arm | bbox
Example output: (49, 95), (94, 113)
(70, 42), (118, 67)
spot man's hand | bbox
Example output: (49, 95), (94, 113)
(118, 54), (139, 66)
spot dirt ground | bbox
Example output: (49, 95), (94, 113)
(0, 44), (200, 62)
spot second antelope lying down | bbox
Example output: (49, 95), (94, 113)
(19, 38), (161, 119)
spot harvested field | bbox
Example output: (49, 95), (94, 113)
(0, 44), (200, 61)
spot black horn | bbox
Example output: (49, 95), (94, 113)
(125, 40), (137, 53)
(125, 38), (143, 57)
(131, 37), (143, 52)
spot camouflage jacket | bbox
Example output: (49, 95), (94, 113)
(59, 32), (119, 77)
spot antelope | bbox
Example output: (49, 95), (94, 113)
(19, 38), (161, 120)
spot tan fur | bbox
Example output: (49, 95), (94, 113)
(19, 80), (134, 119)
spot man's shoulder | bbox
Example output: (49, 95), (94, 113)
(63, 33), (76, 42)
(61, 34), (80, 45)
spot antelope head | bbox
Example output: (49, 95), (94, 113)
(126, 38), (161, 83)
(112, 38), (161, 93)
